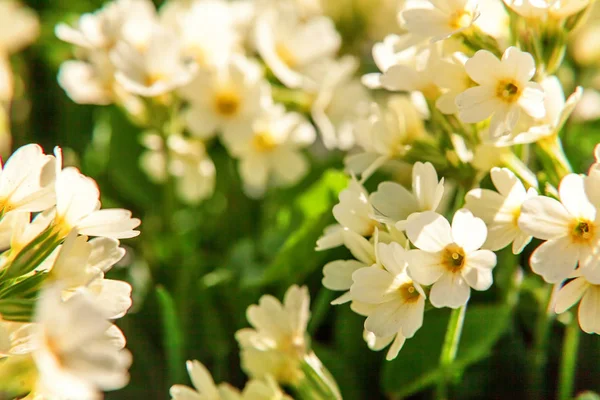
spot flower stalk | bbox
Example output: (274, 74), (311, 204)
(558, 313), (580, 400)
(436, 304), (467, 400)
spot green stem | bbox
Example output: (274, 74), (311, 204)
(530, 284), (558, 400)
(297, 352), (342, 400)
(558, 314), (580, 400)
(436, 305), (467, 400)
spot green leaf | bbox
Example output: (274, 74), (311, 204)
(258, 170), (348, 286)
(156, 286), (186, 386)
(0, 299), (36, 322)
(382, 305), (512, 398)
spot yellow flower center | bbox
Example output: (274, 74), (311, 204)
(276, 43), (296, 67)
(187, 43), (206, 66)
(570, 219), (595, 244)
(496, 79), (522, 103)
(213, 90), (241, 117)
(441, 243), (466, 272)
(449, 10), (473, 30)
(252, 131), (278, 152)
(399, 282), (421, 303)
(145, 72), (165, 87)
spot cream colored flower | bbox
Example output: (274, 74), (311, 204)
(519, 174), (600, 283)
(0, 1), (39, 54)
(255, 4), (341, 89)
(406, 210), (497, 308)
(351, 242), (426, 338)
(0, 144), (57, 216)
(400, 0), (479, 42)
(235, 285), (310, 385)
(54, 167), (141, 239)
(111, 26), (196, 97)
(223, 105), (315, 198)
(555, 276), (600, 334)
(503, 0), (590, 19)
(363, 329), (406, 361)
(370, 162), (445, 228)
(32, 286), (131, 399)
(181, 55), (271, 140)
(466, 167), (537, 253)
(456, 47), (545, 138)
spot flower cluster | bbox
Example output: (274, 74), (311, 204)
(57, 0), (370, 200)
(317, 0), (599, 360)
(0, 144), (140, 398)
(171, 285), (340, 400)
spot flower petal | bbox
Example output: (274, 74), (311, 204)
(430, 273), (470, 308)
(555, 277), (589, 314)
(579, 285), (600, 334)
(406, 249), (445, 285)
(519, 196), (571, 240)
(451, 209), (487, 252)
(530, 237), (579, 283)
(406, 211), (453, 252)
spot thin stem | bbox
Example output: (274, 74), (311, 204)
(530, 284), (559, 400)
(558, 314), (580, 400)
(436, 305), (467, 400)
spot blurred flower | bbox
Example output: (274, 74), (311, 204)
(406, 210), (497, 308)
(222, 105), (315, 198)
(456, 46), (545, 138)
(31, 286), (131, 399)
(235, 285), (310, 385)
(466, 167), (537, 253)
(503, 0), (590, 19)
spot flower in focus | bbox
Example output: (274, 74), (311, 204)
(223, 105), (316, 198)
(31, 286), (131, 399)
(235, 285), (310, 385)
(519, 174), (600, 283)
(370, 162), (445, 228)
(466, 167), (537, 253)
(456, 47), (545, 138)
(406, 209), (497, 308)
(351, 242), (426, 340)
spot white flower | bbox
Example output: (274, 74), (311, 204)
(406, 209), (497, 308)
(32, 286), (131, 399)
(503, 0), (590, 19)
(347, 97), (428, 175)
(166, 0), (243, 68)
(47, 231), (131, 320)
(363, 329), (407, 361)
(54, 167), (141, 239)
(235, 285), (310, 385)
(57, 58), (115, 105)
(181, 55), (270, 140)
(519, 174), (600, 283)
(307, 56), (371, 150)
(555, 276), (600, 334)
(433, 53), (473, 115)
(465, 167), (537, 253)
(400, 0), (479, 42)
(370, 161), (445, 228)
(351, 242), (426, 338)
(111, 26), (196, 97)
(489, 76), (582, 146)
(255, 5), (341, 89)
(0, 144), (57, 216)
(0, 1), (39, 54)
(455, 47), (545, 138)
(222, 105), (315, 198)
(140, 133), (216, 204)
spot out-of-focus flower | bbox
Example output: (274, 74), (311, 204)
(141, 133), (216, 204)
(400, 0), (479, 42)
(31, 286), (131, 399)
(406, 210), (497, 308)
(503, 0), (590, 19)
(466, 167), (537, 253)
(181, 55), (270, 140)
(255, 4), (341, 89)
(222, 105), (315, 198)
(456, 47), (545, 138)
(235, 285), (310, 385)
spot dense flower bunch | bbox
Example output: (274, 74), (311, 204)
(57, 0), (369, 201)
(317, 0), (598, 362)
(0, 144), (140, 398)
